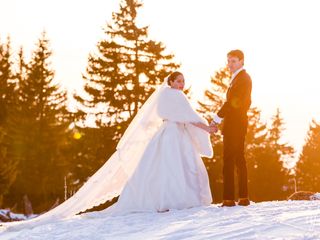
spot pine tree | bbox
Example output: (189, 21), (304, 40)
(268, 109), (295, 157)
(245, 108), (278, 201)
(6, 32), (71, 212)
(0, 37), (18, 207)
(245, 108), (295, 201)
(0, 127), (18, 206)
(62, 126), (116, 194)
(0, 36), (15, 125)
(74, 0), (179, 128)
(268, 109), (295, 171)
(295, 120), (320, 192)
(71, 0), (179, 188)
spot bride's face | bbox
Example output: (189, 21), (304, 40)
(171, 74), (185, 90)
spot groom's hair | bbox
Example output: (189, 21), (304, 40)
(227, 49), (244, 61)
(167, 71), (183, 86)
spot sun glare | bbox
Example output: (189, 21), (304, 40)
(1, 0), (320, 155)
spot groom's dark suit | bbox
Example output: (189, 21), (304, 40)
(217, 69), (252, 200)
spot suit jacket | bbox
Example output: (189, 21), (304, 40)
(217, 69), (252, 135)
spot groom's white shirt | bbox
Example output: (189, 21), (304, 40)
(230, 67), (244, 86)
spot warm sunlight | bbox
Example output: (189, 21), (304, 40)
(2, 1), (320, 239)
(2, 0), (320, 154)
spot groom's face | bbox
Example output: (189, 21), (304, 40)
(227, 56), (244, 73)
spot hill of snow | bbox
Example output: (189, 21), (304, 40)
(1, 201), (320, 240)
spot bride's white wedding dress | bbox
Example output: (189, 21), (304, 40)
(107, 90), (212, 214)
(109, 120), (211, 214)
(2, 82), (213, 231)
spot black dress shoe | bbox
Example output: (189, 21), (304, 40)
(220, 200), (236, 207)
(238, 198), (250, 206)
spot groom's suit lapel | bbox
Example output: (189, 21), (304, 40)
(229, 69), (245, 89)
(226, 70), (244, 99)
(226, 70), (247, 104)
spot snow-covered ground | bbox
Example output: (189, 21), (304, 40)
(1, 201), (320, 240)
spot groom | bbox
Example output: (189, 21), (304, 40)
(214, 49), (252, 207)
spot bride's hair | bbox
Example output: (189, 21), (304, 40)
(167, 71), (183, 86)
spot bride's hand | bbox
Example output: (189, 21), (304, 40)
(191, 122), (217, 134)
(209, 124), (218, 134)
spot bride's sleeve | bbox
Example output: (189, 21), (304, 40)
(157, 88), (205, 123)
(157, 88), (213, 157)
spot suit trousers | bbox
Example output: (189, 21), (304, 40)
(222, 127), (248, 200)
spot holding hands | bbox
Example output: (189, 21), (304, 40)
(191, 114), (221, 135)
(192, 115), (222, 135)
(209, 123), (218, 135)
(209, 114), (222, 135)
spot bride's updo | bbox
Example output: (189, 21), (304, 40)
(167, 71), (183, 86)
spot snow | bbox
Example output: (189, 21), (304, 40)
(311, 193), (320, 200)
(1, 201), (320, 240)
(0, 209), (32, 222)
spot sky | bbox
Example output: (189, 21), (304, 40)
(1, 0), (320, 160)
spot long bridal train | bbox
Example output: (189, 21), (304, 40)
(3, 81), (213, 231)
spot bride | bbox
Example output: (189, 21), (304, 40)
(3, 72), (215, 230)
(106, 71), (215, 214)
